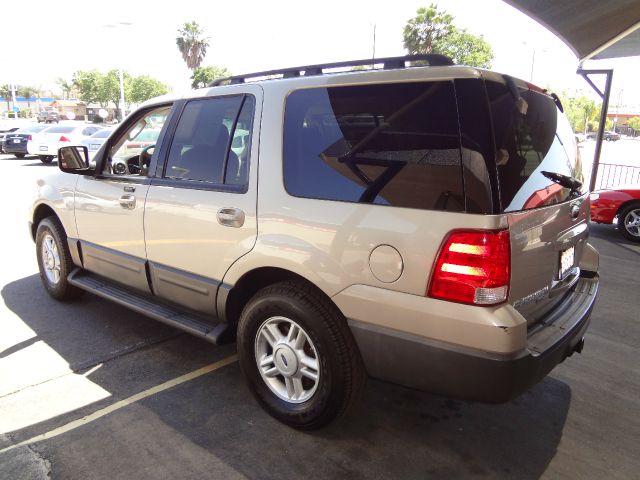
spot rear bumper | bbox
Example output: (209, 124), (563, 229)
(346, 275), (598, 403)
(3, 143), (28, 154)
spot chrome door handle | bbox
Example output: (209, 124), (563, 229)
(124, 185), (136, 193)
(217, 207), (245, 228)
(119, 194), (136, 210)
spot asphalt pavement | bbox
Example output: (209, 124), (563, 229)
(0, 152), (639, 479)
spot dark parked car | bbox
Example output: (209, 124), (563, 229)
(0, 127), (20, 153)
(604, 131), (621, 141)
(37, 111), (60, 124)
(2, 124), (50, 158)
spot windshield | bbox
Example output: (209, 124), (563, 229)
(487, 82), (587, 212)
(17, 125), (48, 134)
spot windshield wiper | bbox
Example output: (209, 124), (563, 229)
(541, 170), (582, 193)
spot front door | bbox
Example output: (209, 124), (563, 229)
(143, 87), (262, 314)
(74, 104), (173, 293)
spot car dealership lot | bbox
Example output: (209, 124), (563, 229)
(0, 153), (639, 479)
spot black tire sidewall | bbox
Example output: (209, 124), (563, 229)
(35, 218), (79, 299)
(238, 288), (349, 428)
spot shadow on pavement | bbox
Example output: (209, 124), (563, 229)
(1, 273), (571, 479)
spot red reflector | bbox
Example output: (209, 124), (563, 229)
(428, 230), (510, 306)
(59, 135), (70, 142)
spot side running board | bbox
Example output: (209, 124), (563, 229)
(68, 269), (229, 345)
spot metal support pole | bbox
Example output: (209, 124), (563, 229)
(577, 68), (614, 192)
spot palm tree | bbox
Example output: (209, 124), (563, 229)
(0, 84), (11, 111)
(19, 85), (37, 108)
(176, 21), (210, 71)
(56, 78), (73, 100)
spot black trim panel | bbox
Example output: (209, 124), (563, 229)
(349, 275), (598, 403)
(80, 241), (151, 294)
(148, 262), (219, 315)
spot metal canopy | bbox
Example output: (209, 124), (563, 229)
(504, 0), (640, 62)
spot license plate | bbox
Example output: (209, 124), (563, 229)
(39, 145), (48, 151)
(90, 144), (100, 150)
(559, 246), (575, 280)
(13, 139), (20, 143)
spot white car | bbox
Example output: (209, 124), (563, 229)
(78, 127), (114, 160)
(27, 124), (103, 164)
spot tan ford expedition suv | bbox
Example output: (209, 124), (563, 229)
(30, 55), (599, 429)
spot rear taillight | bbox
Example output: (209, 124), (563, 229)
(428, 230), (510, 306)
(59, 135), (70, 142)
(26, 135), (32, 141)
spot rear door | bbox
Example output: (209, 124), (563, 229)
(143, 86), (261, 314)
(485, 78), (590, 325)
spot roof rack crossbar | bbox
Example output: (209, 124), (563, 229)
(209, 54), (454, 87)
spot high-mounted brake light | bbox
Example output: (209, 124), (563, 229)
(428, 230), (510, 306)
(59, 135), (70, 142)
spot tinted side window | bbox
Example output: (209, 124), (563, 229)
(283, 82), (464, 211)
(165, 96), (245, 184)
(487, 81), (583, 212)
(225, 96), (255, 186)
(455, 79), (497, 214)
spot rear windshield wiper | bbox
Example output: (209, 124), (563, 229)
(541, 170), (582, 193)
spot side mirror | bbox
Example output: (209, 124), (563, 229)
(58, 146), (93, 174)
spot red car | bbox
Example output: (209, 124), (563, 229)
(590, 187), (640, 242)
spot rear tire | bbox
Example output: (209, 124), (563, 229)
(619, 203), (640, 242)
(237, 281), (365, 429)
(35, 217), (83, 301)
(39, 155), (54, 164)
(14, 153), (25, 159)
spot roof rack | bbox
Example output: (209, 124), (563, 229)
(209, 54), (454, 87)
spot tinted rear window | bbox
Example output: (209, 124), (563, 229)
(283, 81), (465, 211)
(487, 81), (586, 212)
(45, 126), (75, 134)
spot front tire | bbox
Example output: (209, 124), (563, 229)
(237, 281), (365, 429)
(619, 203), (640, 242)
(35, 217), (83, 300)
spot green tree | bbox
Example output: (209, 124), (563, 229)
(403, 4), (494, 68)
(190, 65), (230, 89)
(432, 29), (493, 68)
(563, 94), (599, 133)
(403, 4), (454, 55)
(129, 75), (169, 103)
(73, 70), (103, 105)
(628, 116), (640, 133)
(176, 21), (210, 71)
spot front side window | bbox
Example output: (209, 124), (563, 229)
(106, 105), (171, 175)
(164, 95), (254, 186)
(283, 81), (464, 211)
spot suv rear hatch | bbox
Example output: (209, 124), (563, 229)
(484, 74), (591, 326)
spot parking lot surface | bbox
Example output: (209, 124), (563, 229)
(0, 151), (639, 479)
